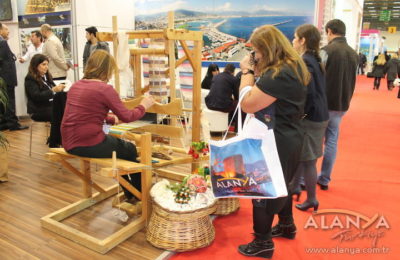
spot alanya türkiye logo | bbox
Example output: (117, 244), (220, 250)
(304, 209), (390, 247)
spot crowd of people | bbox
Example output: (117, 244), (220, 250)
(200, 19), (358, 258)
(0, 17), (394, 258)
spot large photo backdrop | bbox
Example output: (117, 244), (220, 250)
(17, 0), (72, 59)
(135, 0), (315, 61)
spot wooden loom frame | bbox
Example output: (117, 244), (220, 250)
(41, 12), (205, 254)
(96, 12), (204, 174)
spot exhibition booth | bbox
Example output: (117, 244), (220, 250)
(4, 1), (400, 260)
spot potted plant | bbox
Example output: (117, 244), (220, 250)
(0, 77), (9, 182)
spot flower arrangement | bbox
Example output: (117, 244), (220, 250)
(167, 174), (208, 204)
(188, 141), (209, 159)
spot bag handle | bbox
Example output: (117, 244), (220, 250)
(222, 86), (253, 140)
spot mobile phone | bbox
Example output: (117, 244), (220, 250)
(249, 51), (258, 65)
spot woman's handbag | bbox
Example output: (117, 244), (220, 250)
(367, 71), (375, 78)
(209, 87), (287, 199)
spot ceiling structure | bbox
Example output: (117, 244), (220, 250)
(362, 0), (400, 31)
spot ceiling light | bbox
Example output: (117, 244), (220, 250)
(367, 6), (374, 8)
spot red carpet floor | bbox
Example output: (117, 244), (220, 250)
(171, 75), (400, 260)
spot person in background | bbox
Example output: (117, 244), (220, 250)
(384, 51), (391, 62)
(317, 19), (358, 190)
(358, 52), (367, 75)
(61, 50), (155, 202)
(371, 54), (387, 90)
(41, 24), (70, 80)
(19, 30), (43, 63)
(237, 25), (309, 259)
(82, 26), (110, 68)
(205, 63), (239, 129)
(0, 22), (28, 131)
(201, 63), (220, 89)
(385, 53), (400, 91)
(291, 24), (329, 212)
(25, 54), (65, 122)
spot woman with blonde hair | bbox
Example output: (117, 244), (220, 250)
(372, 53), (387, 90)
(61, 50), (155, 201)
(238, 25), (309, 258)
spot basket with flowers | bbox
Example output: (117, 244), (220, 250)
(147, 168), (217, 252)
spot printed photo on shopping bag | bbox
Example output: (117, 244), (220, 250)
(210, 138), (277, 198)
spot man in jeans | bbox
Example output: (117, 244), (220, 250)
(318, 19), (358, 190)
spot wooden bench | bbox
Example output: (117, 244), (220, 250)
(41, 133), (152, 254)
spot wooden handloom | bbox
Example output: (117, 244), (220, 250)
(42, 12), (206, 254)
(96, 12), (207, 175)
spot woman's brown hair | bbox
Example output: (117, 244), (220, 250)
(250, 25), (310, 86)
(295, 24), (322, 62)
(28, 54), (52, 87)
(83, 50), (117, 81)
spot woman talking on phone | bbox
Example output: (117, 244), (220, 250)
(237, 25), (309, 258)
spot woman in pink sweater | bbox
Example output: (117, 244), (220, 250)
(61, 50), (154, 201)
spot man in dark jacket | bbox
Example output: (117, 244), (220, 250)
(205, 63), (239, 112)
(205, 63), (239, 130)
(358, 52), (367, 75)
(317, 19), (358, 190)
(82, 26), (110, 68)
(0, 23), (28, 131)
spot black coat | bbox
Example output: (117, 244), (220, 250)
(205, 71), (239, 111)
(25, 74), (55, 121)
(0, 38), (17, 87)
(201, 75), (213, 89)
(303, 53), (329, 122)
(385, 59), (400, 81)
(372, 63), (386, 78)
(322, 37), (358, 111)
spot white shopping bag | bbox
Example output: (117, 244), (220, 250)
(209, 87), (287, 199)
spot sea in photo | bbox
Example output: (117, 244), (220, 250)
(187, 16), (313, 45)
(182, 15), (313, 61)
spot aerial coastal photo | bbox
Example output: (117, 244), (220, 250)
(135, 0), (315, 61)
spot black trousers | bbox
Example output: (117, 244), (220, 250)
(387, 79), (394, 90)
(0, 85), (19, 128)
(68, 135), (141, 200)
(374, 77), (382, 89)
(252, 197), (293, 240)
(357, 65), (364, 75)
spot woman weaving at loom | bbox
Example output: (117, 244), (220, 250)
(61, 50), (155, 202)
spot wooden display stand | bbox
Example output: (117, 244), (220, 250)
(41, 133), (152, 254)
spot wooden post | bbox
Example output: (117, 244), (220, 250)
(167, 11), (176, 100)
(112, 16), (120, 94)
(140, 133), (152, 224)
(80, 160), (92, 198)
(133, 54), (142, 97)
(191, 39), (202, 171)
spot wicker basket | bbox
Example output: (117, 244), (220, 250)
(146, 200), (217, 252)
(214, 198), (240, 216)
